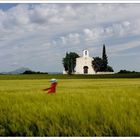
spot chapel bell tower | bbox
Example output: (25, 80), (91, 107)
(83, 49), (89, 58)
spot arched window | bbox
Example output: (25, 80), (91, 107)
(83, 50), (89, 58)
(85, 51), (87, 56)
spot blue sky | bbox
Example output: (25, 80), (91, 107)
(0, 4), (17, 10)
(0, 3), (140, 73)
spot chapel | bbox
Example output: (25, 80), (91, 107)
(74, 49), (96, 74)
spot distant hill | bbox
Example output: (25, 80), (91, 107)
(2, 67), (31, 74)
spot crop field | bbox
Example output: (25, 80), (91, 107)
(0, 76), (140, 136)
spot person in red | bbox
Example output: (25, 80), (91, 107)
(43, 79), (57, 94)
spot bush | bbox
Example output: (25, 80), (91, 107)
(118, 70), (137, 74)
(22, 70), (48, 74)
(106, 65), (114, 72)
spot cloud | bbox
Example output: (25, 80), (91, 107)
(55, 18), (140, 47)
(60, 33), (80, 45)
(0, 4), (140, 72)
(109, 39), (140, 54)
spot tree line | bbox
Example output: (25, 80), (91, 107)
(22, 70), (48, 74)
(62, 44), (114, 74)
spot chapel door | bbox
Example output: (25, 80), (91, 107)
(83, 66), (88, 74)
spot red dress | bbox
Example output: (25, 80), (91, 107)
(48, 83), (57, 94)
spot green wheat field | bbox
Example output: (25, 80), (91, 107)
(0, 75), (140, 136)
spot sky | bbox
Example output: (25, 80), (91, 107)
(0, 3), (140, 73)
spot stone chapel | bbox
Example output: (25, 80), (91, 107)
(74, 49), (96, 74)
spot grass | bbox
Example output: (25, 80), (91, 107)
(0, 77), (140, 136)
(0, 73), (140, 80)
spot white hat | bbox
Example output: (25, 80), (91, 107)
(50, 78), (57, 83)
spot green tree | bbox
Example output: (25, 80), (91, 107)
(102, 44), (108, 70)
(63, 52), (69, 71)
(92, 57), (104, 72)
(92, 44), (114, 72)
(63, 52), (79, 75)
(106, 65), (114, 72)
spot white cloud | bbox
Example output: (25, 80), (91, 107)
(60, 33), (80, 45)
(0, 4), (140, 72)
(109, 39), (140, 54)
(83, 28), (104, 42)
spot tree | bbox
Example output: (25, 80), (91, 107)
(92, 57), (104, 72)
(102, 44), (108, 70)
(118, 70), (136, 74)
(63, 52), (79, 75)
(63, 52), (69, 71)
(106, 65), (114, 72)
(22, 70), (48, 74)
(92, 44), (114, 72)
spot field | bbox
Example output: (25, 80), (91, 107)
(0, 75), (140, 136)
